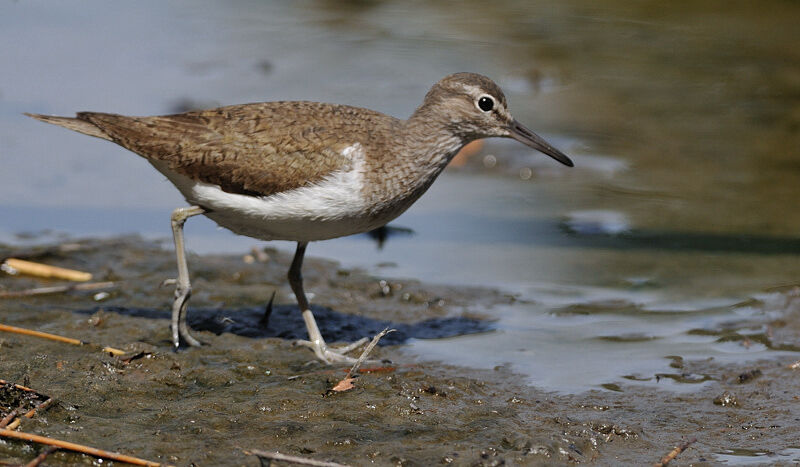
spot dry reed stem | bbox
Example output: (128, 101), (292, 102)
(2, 258), (92, 282)
(0, 281), (115, 298)
(0, 381), (52, 430)
(654, 437), (697, 466)
(23, 398), (54, 419)
(346, 328), (393, 380)
(0, 428), (161, 466)
(0, 323), (125, 356)
(23, 446), (58, 467)
(0, 379), (38, 393)
(331, 328), (393, 392)
(0, 409), (19, 429)
(5, 418), (21, 430)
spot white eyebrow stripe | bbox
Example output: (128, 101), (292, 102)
(458, 83), (487, 97)
(458, 83), (506, 110)
(458, 83), (512, 119)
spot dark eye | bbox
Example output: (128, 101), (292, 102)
(478, 96), (494, 112)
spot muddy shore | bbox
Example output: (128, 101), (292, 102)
(1, 237), (798, 466)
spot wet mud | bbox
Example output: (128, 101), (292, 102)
(1, 238), (799, 466)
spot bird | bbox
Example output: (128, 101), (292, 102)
(26, 72), (573, 364)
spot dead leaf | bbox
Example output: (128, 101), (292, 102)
(332, 377), (356, 392)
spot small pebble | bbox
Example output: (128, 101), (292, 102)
(93, 291), (110, 301)
(713, 391), (739, 407)
(737, 369), (762, 384)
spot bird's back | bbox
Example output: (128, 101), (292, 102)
(29, 101), (402, 198)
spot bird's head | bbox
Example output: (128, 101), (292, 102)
(415, 72), (573, 167)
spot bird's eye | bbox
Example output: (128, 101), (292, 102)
(477, 96), (494, 112)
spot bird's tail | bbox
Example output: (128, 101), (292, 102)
(25, 112), (112, 141)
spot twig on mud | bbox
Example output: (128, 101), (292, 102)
(653, 437), (697, 466)
(5, 418), (21, 430)
(0, 280), (115, 298)
(347, 328), (394, 379)
(23, 398), (55, 419)
(23, 446), (58, 467)
(4, 398), (55, 431)
(0, 380), (52, 430)
(1, 258), (92, 282)
(0, 428), (161, 466)
(244, 449), (350, 467)
(0, 379), (39, 393)
(0, 323), (126, 356)
(331, 328), (394, 393)
(0, 408), (19, 429)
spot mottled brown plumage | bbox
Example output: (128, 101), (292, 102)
(76, 103), (400, 197)
(26, 72), (572, 362)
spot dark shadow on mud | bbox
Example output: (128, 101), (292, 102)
(75, 305), (493, 345)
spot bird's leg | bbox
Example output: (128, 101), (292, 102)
(170, 205), (206, 349)
(289, 242), (368, 363)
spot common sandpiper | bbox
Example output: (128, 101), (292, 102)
(27, 72), (573, 363)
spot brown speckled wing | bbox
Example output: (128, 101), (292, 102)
(79, 102), (397, 197)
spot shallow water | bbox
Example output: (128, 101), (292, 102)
(2, 0), (799, 393)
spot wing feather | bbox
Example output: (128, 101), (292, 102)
(77, 102), (397, 196)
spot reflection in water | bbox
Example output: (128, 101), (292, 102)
(563, 228), (800, 255)
(1, 0), (798, 392)
(714, 448), (800, 465)
(364, 224), (415, 250)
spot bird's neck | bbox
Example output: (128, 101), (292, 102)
(401, 109), (466, 170)
(358, 113), (467, 221)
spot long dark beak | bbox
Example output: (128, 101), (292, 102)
(509, 119), (574, 167)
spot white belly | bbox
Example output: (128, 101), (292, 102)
(148, 146), (391, 242)
(201, 205), (384, 242)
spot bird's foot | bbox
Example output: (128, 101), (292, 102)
(294, 337), (369, 364)
(178, 333), (204, 349)
(173, 333), (204, 350)
(172, 322), (204, 349)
